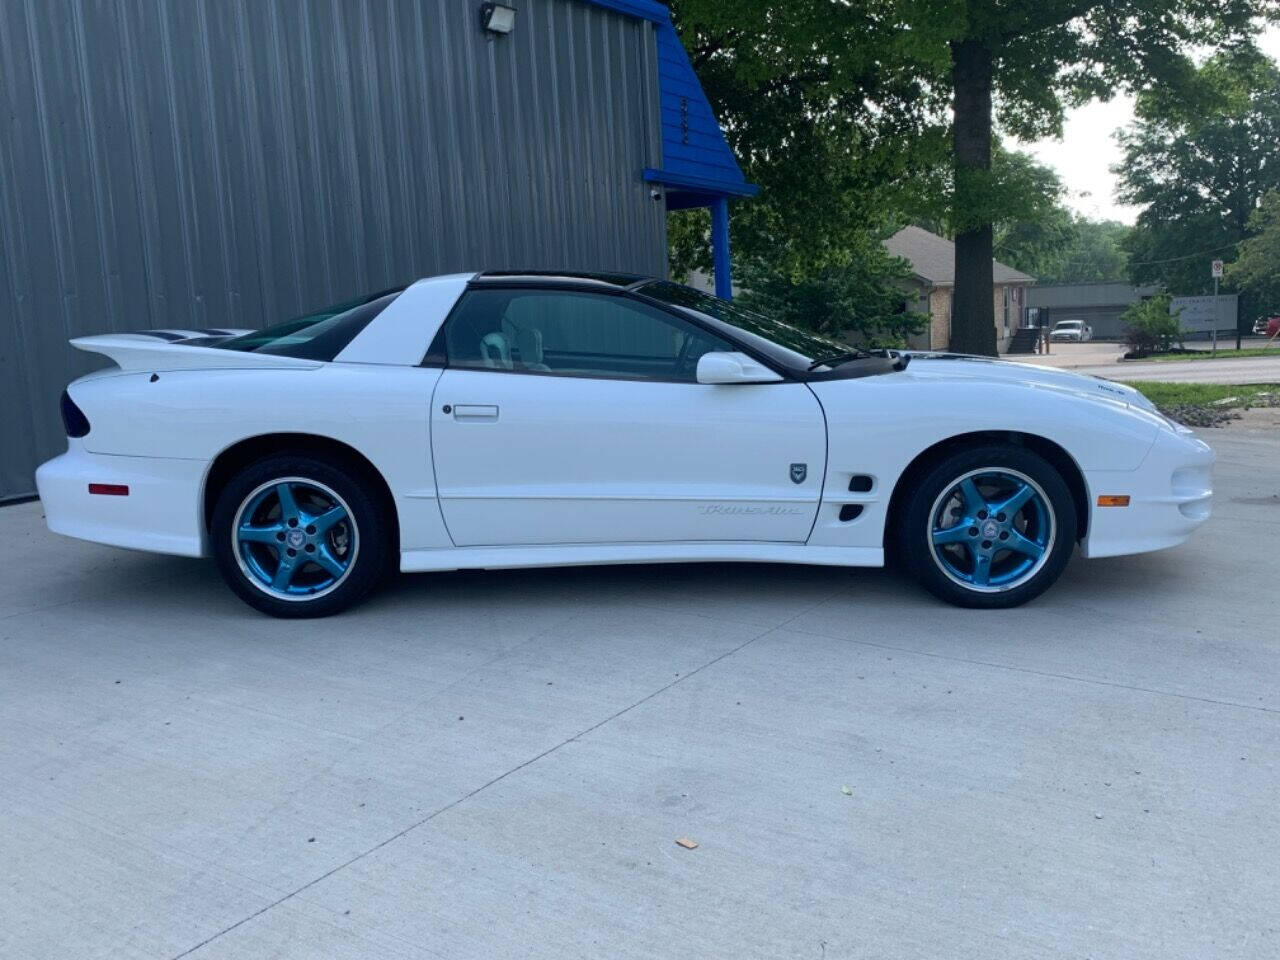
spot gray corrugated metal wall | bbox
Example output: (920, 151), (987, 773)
(0, 0), (665, 501)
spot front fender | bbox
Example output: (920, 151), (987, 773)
(805, 375), (1164, 549)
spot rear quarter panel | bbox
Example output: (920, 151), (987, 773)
(70, 364), (450, 550)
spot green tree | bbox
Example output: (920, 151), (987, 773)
(1035, 218), (1132, 285)
(900, 146), (1129, 284)
(666, 1), (946, 341)
(1229, 190), (1280, 313)
(1118, 47), (1280, 337)
(907, 0), (1267, 354)
(672, 0), (1273, 355)
(737, 240), (927, 348)
(668, 1), (944, 279)
(901, 145), (1075, 278)
(1118, 48), (1280, 291)
(990, 149), (1074, 278)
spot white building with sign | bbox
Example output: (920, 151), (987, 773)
(1171, 295), (1238, 336)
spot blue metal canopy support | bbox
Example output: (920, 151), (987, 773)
(644, 169), (756, 300)
(710, 197), (732, 300)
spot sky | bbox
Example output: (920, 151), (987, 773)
(1022, 25), (1280, 224)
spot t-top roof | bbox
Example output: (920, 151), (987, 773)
(886, 226), (1035, 286)
(473, 270), (649, 290)
(581, 0), (757, 203)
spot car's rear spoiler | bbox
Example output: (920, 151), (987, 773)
(70, 330), (323, 373)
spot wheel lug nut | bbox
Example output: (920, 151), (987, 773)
(968, 527), (979, 536)
(275, 532), (285, 542)
(996, 513), (1006, 522)
(286, 547), (297, 557)
(305, 544), (315, 553)
(977, 510), (988, 520)
(305, 525), (316, 535)
(981, 540), (992, 549)
(999, 531), (1009, 541)
(288, 518), (298, 528)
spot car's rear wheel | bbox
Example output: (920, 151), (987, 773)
(899, 444), (1076, 609)
(211, 454), (391, 617)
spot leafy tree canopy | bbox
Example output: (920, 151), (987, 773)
(736, 242), (928, 349)
(669, 0), (1275, 353)
(901, 145), (1128, 284)
(1035, 218), (1132, 285)
(667, 0), (946, 275)
(1118, 46), (1280, 329)
(1229, 189), (1280, 312)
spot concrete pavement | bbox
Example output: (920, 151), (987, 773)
(1, 427), (1278, 960)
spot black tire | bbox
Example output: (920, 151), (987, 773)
(899, 444), (1076, 609)
(211, 453), (392, 618)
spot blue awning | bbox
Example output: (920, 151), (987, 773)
(582, 1), (755, 298)
(582, 0), (758, 203)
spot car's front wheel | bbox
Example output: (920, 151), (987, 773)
(211, 454), (392, 617)
(899, 444), (1077, 609)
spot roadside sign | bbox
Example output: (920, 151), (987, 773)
(1211, 259), (1224, 278)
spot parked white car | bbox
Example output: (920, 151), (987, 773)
(38, 273), (1213, 617)
(1050, 319), (1093, 342)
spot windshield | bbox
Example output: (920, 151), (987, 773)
(1054, 321), (1082, 329)
(634, 281), (851, 370)
(214, 286), (406, 361)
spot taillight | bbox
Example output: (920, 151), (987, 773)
(60, 390), (90, 437)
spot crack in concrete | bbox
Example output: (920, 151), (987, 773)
(169, 592), (841, 958)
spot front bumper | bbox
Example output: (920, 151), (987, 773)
(1081, 427), (1214, 559)
(36, 441), (209, 557)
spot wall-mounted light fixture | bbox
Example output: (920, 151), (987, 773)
(480, 2), (516, 34)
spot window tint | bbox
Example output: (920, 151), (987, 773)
(443, 289), (735, 382)
(214, 287), (405, 361)
(634, 280), (855, 371)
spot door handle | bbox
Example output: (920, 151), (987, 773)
(451, 403), (499, 421)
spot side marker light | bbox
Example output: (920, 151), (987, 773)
(88, 483), (129, 496)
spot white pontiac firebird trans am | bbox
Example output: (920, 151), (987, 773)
(37, 272), (1214, 618)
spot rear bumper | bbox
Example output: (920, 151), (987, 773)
(35, 442), (208, 557)
(1081, 427), (1214, 559)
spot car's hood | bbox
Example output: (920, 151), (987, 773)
(900, 352), (1158, 412)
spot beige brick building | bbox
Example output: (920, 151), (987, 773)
(886, 226), (1034, 353)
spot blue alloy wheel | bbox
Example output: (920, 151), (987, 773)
(927, 467), (1055, 593)
(233, 477), (359, 600)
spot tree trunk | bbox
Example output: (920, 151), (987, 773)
(950, 38), (998, 356)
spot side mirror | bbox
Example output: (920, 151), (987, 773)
(695, 351), (783, 385)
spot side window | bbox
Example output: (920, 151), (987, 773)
(443, 289), (735, 382)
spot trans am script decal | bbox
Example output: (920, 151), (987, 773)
(698, 505), (807, 516)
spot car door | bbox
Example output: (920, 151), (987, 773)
(429, 286), (827, 547)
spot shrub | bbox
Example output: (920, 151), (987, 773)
(1122, 294), (1183, 357)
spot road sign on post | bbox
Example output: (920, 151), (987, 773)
(1210, 261), (1223, 354)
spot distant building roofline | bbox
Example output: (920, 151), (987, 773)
(885, 225), (1034, 286)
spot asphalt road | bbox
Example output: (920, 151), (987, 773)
(1006, 341), (1280, 384)
(2, 426), (1278, 960)
(1080, 356), (1280, 384)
